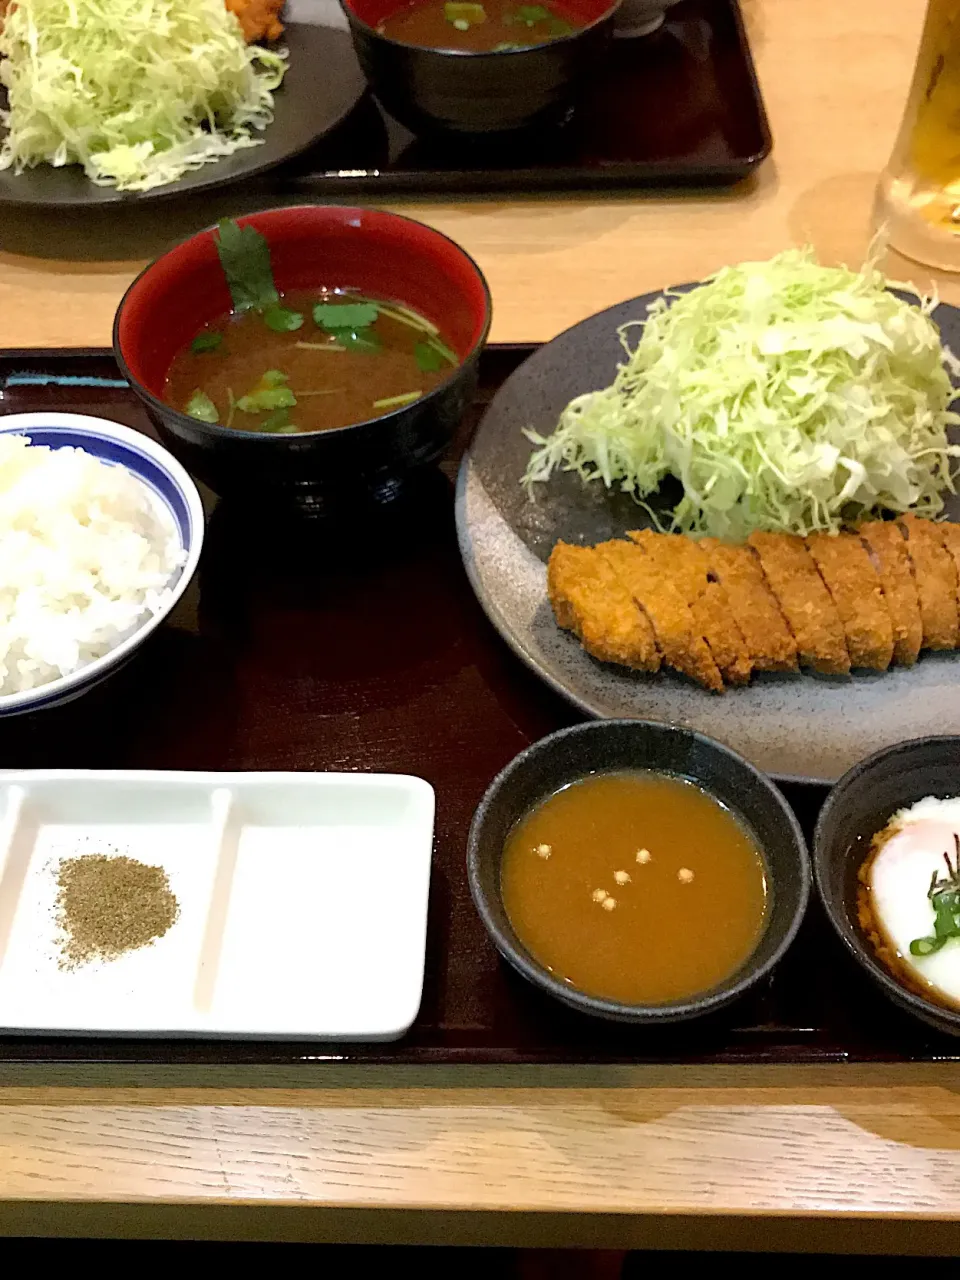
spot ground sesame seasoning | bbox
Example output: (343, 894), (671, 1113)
(678, 867), (695, 884)
(591, 888), (608, 903)
(535, 843), (552, 858)
(601, 896), (617, 911)
(636, 848), (652, 864)
(614, 870), (631, 885)
(55, 854), (179, 969)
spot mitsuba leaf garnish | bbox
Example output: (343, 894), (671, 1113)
(185, 389), (218, 423)
(259, 407), (296, 433)
(191, 332), (223, 355)
(236, 370), (297, 414)
(264, 303), (304, 332)
(910, 833), (960, 956)
(214, 218), (279, 314)
(415, 340), (446, 373)
(313, 301), (380, 331)
(338, 328), (383, 354)
(445, 2), (487, 26)
(237, 385), (297, 413)
(511, 4), (550, 25)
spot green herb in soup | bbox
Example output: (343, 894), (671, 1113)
(162, 219), (462, 435)
(377, 0), (580, 51)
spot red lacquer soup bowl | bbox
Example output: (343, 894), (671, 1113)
(340, 0), (618, 135)
(114, 205), (491, 514)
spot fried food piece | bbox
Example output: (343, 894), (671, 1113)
(935, 521), (960, 611)
(898, 515), (959, 650)
(858, 520), (923, 666)
(700, 538), (798, 672)
(225, 0), (285, 42)
(805, 532), (893, 670)
(599, 540), (723, 692)
(628, 529), (752, 685)
(548, 542), (660, 673)
(748, 532), (850, 674)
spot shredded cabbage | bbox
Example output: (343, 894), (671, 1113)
(524, 249), (960, 538)
(0, 0), (287, 192)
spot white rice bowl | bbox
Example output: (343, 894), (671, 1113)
(0, 433), (186, 696)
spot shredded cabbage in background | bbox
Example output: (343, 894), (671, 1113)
(0, 0), (287, 192)
(524, 249), (960, 538)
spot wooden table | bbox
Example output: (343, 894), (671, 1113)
(2, 0), (960, 1254)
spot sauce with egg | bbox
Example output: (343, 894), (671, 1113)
(859, 795), (960, 1011)
(501, 770), (769, 1004)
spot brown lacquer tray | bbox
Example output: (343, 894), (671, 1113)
(0, 347), (955, 1067)
(274, 0), (771, 195)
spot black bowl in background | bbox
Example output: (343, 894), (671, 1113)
(113, 205), (491, 517)
(814, 735), (960, 1037)
(467, 719), (810, 1024)
(340, 0), (618, 136)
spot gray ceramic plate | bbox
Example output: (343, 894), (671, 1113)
(456, 289), (960, 784)
(0, 25), (365, 207)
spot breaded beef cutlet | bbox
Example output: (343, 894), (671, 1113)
(225, 0), (285, 42)
(700, 538), (798, 672)
(899, 514), (959, 650)
(748, 532), (851, 674)
(806, 531), (894, 670)
(628, 529), (752, 685)
(547, 541), (660, 672)
(859, 520), (923, 666)
(598, 540), (724, 691)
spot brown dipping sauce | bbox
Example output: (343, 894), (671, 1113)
(501, 771), (769, 1005)
(378, 0), (583, 52)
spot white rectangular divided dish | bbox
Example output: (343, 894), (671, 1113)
(0, 771), (434, 1040)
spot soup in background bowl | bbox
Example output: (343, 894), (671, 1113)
(113, 205), (491, 514)
(340, 0), (617, 135)
(379, 0), (586, 52)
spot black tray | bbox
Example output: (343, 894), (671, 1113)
(274, 0), (771, 194)
(2, 348), (956, 1070)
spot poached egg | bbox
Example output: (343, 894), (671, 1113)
(864, 795), (960, 1009)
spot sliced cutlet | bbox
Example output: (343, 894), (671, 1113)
(898, 515), (959, 650)
(628, 530), (752, 685)
(598, 540), (724, 692)
(805, 532), (893, 670)
(747, 532), (851, 674)
(859, 520), (923, 666)
(935, 521), (960, 611)
(547, 542), (660, 672)
(700, 538), (798, 672)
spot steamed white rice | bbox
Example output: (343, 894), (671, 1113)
(0, 434), (185, 697)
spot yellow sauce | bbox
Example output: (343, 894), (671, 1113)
(500, 770), (769, 1004)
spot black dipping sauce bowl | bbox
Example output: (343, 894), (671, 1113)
(340, 0), (618, 135)
(114, 205), (491, 515)
(814, 735), (960, 1037)
(467, 720), (811, 1024)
